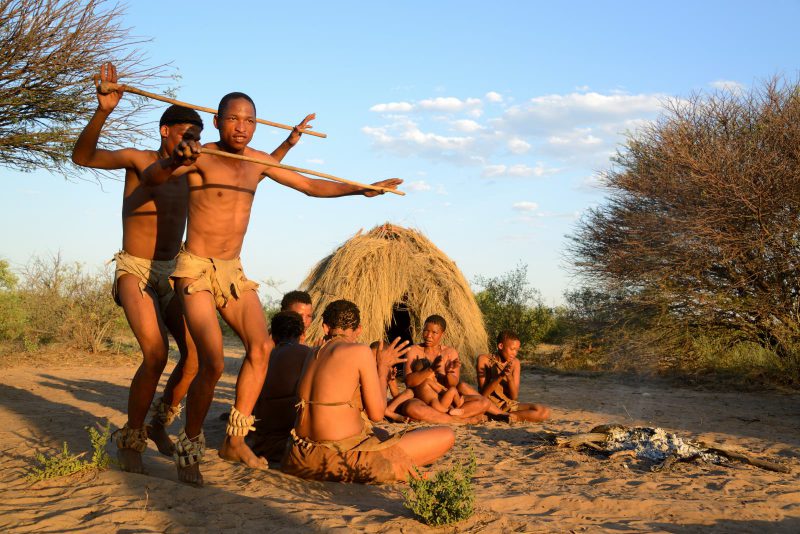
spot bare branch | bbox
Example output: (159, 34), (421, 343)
(0, 0), (177, 181)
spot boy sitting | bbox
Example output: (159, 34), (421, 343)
(476, 330), (550, 422)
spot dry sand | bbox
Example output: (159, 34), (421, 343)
(0, 345), (798, 533)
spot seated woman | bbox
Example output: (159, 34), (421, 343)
(250, 311), (312, 463)
(281, 300), (455, 483)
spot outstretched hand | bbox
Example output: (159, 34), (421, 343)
(364, 178), (403, 197)
(172, 139), (201, 167)
(287, 113), (315, 146)
(376, 337), (410, 370)
(93, 62), (122, 112)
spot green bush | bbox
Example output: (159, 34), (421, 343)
(0, 254), (127, 353)
(403, 455), (477, 526)
(475, 264), (558, 353)
(27, 422), (113, 482)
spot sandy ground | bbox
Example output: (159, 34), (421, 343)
(0, 346), (798, 533)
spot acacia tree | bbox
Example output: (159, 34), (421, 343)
(570, 78), (800, 357)
(0, 0), (175, 179)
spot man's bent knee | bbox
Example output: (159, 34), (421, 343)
(140, 343), (169, 371)
(198, 359), (225, 382)
(246, 340), (272, 369)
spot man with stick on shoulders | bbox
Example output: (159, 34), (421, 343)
(73, 64), (315, 476)
(71, 62), (205, 474)
(143, 91), (401, 485)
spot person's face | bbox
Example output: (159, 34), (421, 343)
(421, 322), (444, 347)
(161, 123), (202, 154)
(288, 302), (313, 330)
(214, 98), (256, 151)
(498, 339), (520, 361)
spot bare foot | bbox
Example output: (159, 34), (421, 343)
(219, 436), (268, 470)
(385, 411), (408, 423)
(448, 408), (464, 416)
(177, 462), (203, 486)
(148, 422), (175, 456)
(452, 414), (486, 425)
(117, 447), (144, 474)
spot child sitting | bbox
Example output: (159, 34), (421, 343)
(406, 357), (465, 416)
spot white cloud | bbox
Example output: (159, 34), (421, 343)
(513, 201), (539, 212)
(507, 137), (531, 154)
(547, 128), (602, 147)
(482, 163), (556, 178)
(406, 180), (432, 192)
(709, 80), (745, 93)
(362, 117), (477, 165)
(485, 91), (503, 103)
(306, 158), (325, 165)
(364, 88), (667, 177)
(452, 119), (483, 132)
(370, 102), (414, 113)
(518, 92), (664, 125)
(419, 96), (482, 113)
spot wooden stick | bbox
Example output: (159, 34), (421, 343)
(98, 81), (327, 139)
(199, 148), (405, 196)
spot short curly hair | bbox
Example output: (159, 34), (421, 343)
(496, 330), (520, 345)
(271, 311), (304, 343)
(322, 299), (360, 331)
(424, 314), (447, 332)
(281, 290), (311, 311)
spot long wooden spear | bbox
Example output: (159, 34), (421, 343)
(97, 81), (326, 138)
(199, 148), (404, 196)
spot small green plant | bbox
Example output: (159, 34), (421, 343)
(403, 454), (477, 526)
(27, 422), (113, 482)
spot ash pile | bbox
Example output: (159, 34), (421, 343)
(555, 424), (789, 473)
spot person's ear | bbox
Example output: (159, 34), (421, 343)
(355, 325), (363, 338)
(160, 124), (169, 138)
(497, 342), (504, 352)
(213, 114), (219, 129)
(322, 324), (330, 336)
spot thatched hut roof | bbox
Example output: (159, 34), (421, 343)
(301, 223), (488, 380)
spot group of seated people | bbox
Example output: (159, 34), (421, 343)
(251, 291), (551, 484)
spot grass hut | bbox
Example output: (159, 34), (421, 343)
(301, 223), (488, 380)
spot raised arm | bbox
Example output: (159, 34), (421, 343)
(360, 338), (409, 422)
(270, 113), (315, 163)
(71, 62), (137, 170)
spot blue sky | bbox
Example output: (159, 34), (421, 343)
(2, 1), (799, 304)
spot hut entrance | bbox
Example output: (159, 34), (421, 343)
(385, 302), (413, 379)
(385, 302), (413, 345)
